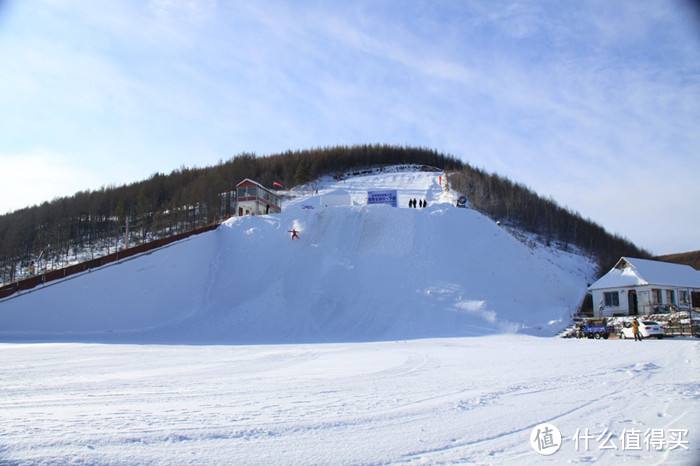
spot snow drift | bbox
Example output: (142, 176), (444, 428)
(0, 170), (595, 343)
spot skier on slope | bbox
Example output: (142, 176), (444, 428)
(289, 228), (299, 240)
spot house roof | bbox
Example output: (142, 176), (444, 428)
(235, 178), (277, 195)
(588, 257), (700, 290)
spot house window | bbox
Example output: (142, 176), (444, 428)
(604, 291), (619, 307)
(666, 290), (675, 305)
(679, 290), (689, 305)
(238, 186), (259, 198)
(652, 289), (662, 305)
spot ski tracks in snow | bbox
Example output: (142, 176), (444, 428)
(1, 337), (698, 465)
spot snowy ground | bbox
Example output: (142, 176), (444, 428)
(1, 336), (698, 465)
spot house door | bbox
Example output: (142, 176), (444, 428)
(692, 291), (700, 308)
(628, 290), (638, 315)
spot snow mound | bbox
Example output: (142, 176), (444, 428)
(0, 170), (595, 343)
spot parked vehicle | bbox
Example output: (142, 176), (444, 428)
(619, 320), (664, 339)
(578, 318), (610, 339)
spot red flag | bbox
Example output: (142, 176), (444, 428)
(273, 181), (284, 189)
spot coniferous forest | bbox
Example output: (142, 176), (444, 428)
(0, 145), (647, 284)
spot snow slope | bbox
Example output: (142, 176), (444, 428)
(0, 169), (595, 343)
(1, 337), (698, 465)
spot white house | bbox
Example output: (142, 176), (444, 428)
(588, 257), (700, 317)
(235, 179), (282, 216)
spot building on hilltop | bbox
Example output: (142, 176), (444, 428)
(235, 179), (282, 216)
(588, 257), (700, 317)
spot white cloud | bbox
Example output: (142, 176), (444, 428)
(0, 151), (103, 214)
(455, 299), (497, 323)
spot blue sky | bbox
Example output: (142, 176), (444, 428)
(0, 0), (698, 254)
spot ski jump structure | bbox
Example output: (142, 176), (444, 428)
(0, 223), (219, 300)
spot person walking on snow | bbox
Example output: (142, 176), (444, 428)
(632, 318), (642, 341)
(289, 228), (299, 240)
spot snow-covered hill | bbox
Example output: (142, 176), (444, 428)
(0, 168), (595, 343)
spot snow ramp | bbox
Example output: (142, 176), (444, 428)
(0, 174), (594, 343)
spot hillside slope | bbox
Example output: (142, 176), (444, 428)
(1, 145), (647, 287)
(655, 250), (700, 270)
(0, 170), (595, 343)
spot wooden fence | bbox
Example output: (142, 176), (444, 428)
(0, 223), (219, 300)
(663, 322), (700, 338)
